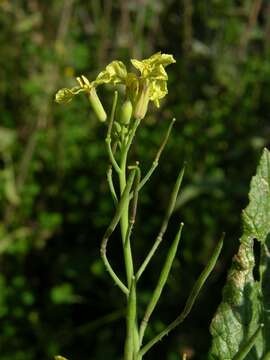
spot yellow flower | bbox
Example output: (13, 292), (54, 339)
(55, 52), (175, 120)
(131, 52), (175, 80)
(55, 87), (80, 104)
(94, 61), (127, 86)
(55, 75), (107, 122)
(55, 75), (93, 104)
(129, 52), (175, 118)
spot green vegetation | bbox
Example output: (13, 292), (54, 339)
(209, 148), (270, 359)
(0, 1), (269, 359)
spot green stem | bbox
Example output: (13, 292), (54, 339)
(129, 118), (176, 199)
(124, 276), (137, 360)
(120, 155), (138, 360)
(105, 91), (121, 173)
(106, 136), (121, 173)
(124, 165), (141, 248)
(119, 150), (134, 287)
(139, 223), (184, 344)
(119, 120), (141, 360)
(106, 166), (118, 205)
(136, 164), (185, 281)
(100, 169), (136, 295)
(138, 234), (224, 358)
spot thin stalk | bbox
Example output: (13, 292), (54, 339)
(106, 166), (118, 205)
(124, 164), (141, 247)
(100, 168), (136, 295)
(136, 164), (185, 281)
(124, 118), (141, 153)
(233, 324), (264, 360)
(119, 151), (133, 287)
(106, 136), (121, 173)
(138, 234), (224, 357)
(139, 223), (184, 344)
(128, 118), (176, 200)
(106, 134), (118, 206)
(105, 91), (121, 173)
(138, 118), (176, 191)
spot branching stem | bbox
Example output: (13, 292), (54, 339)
(100, 168), (136, 295)
(139, 223), (184, 344)
(136, 164), (185, 281)
(130, 118), (176, 198)
(138, 235), (224, 357)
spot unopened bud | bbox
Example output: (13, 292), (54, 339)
(119, 100), (133, 125)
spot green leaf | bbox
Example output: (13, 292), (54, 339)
(209, 148), (270, 359)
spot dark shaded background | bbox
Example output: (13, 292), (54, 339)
(0, 0), (269, 359)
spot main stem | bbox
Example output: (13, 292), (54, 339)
(119, 150), (133, 286)
(120, 149), (140, 360)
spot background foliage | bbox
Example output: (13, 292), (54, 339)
(0, 0), (269, 359)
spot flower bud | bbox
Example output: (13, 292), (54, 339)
(89, 88), (107, 122)
(119, 100), (133, 125)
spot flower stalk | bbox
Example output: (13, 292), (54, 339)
(55, 52), (223, 360)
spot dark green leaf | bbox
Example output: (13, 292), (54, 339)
(209, 148), (270, 359)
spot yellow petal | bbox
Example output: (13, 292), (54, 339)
(131, 53), (175, 82)
(148, 52), (176, 67)
(148, 64), (168, 81)
(94, 69), (111, 85)
(106, 60), (127, 80)
(131, 59), (144, 73)
(81, 74), (91, 86)
(55, 83), (87, 104)
(95, 61), (127, 86)
(149, 80), (168, 107)
(55, 88), (74, 104)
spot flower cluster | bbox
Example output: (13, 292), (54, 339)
(55, 52), (176, 120)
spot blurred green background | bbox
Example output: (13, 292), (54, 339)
(0, 0), (269, 359)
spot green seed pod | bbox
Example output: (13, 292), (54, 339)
(89, 88), (107, 122)
(119, 100), (133, 125)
